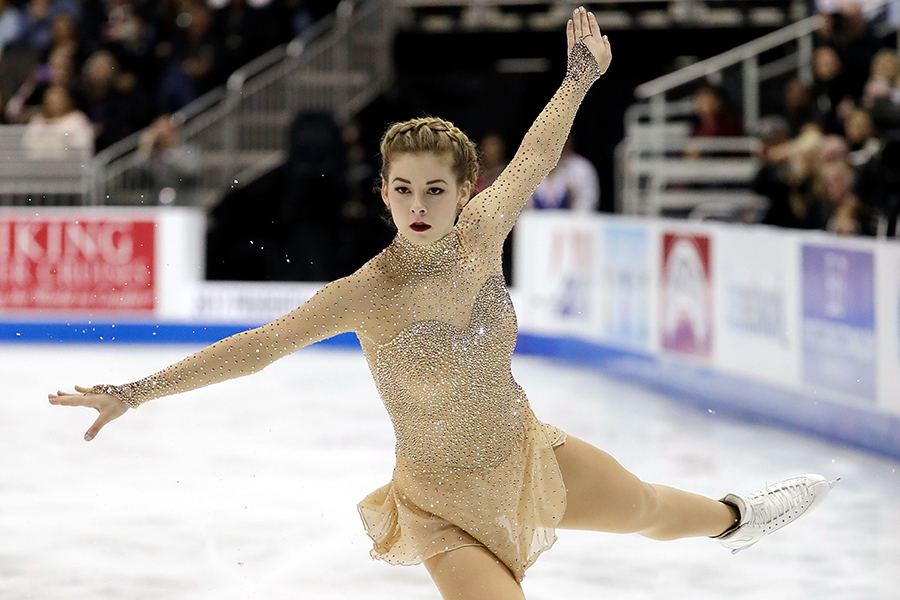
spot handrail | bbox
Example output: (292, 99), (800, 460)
(92, 0), (393, 206)
(635, 0), (899, 99)
(635, 15), (821, 99)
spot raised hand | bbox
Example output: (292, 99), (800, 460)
(48, 385), (129, 442)
(566, 7), (612, 74)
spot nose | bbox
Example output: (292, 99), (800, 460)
(409, 193), (427, 214)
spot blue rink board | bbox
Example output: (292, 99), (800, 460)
(3, 321), (898, 461)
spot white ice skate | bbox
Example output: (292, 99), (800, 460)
(715, 474), (838, 554)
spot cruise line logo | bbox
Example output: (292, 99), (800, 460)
(660, 233), (712, 358)
(0, 217), (155, 312)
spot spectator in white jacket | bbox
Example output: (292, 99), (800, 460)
(525, 137), (600, 212)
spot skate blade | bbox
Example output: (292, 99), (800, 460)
(828, 478), (841, 490)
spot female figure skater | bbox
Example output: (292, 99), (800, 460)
(50, 10), (834, 599)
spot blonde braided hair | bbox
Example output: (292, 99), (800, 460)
(379, 117), (481, 187)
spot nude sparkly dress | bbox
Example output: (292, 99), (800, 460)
(94, 42), (603, 581)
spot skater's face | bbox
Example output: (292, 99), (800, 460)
(382, 152), (472, 245)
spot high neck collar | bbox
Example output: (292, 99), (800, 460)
(390, 229), (460, 277)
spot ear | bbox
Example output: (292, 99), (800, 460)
(457, 180), (473, 208)
(381, 180), (390, 208)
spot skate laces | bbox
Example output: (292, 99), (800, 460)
(746, 480), (807, 525)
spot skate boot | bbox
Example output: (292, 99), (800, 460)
(714, 474), (838, 554)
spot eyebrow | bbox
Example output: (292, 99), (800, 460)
(391, 177), (448, 185)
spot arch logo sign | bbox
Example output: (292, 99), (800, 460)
(0, 216), (155, 312)
(660, 233), (713, 358)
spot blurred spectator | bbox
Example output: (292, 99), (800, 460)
(844, 108), (880, 165)
(0, 0), (24, 51)
(283, 0), (316, 38)
(23, 83), (93, 158)
(4, 44), (80, 123)
(861, 49), (900, 110)
(812, 45), (853, 133)
(82, 50), (135, 151)
(157, 1), (216, 113)
(48, 13), (84, 64)
(856, 135), (900, 236)
(753, 116), (798, 228)
(818, 4), (881, 99)
(782, 78), (816, 136)
(526, 138), (599, 212)
(212, 0), (276, 86)
(813, 160), (869, 234)
(816, 133), (850, 167)
(474, 132), (507, 194)
(19, 0), (81, 53)
(136, 114), (200, 205)
(691, 82), (744, 137)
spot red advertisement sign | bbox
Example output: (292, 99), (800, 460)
(0, 217), (155, 312)
(660, 232), (712, 358)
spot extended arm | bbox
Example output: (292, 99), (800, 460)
(458, 9), (610, 247)
(50, 273), (369, 439)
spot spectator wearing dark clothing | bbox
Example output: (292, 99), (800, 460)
(157, 1), (216, 113)
(812, 45), (853, 134)
(19, 0), (81, 53)
(211, 0), (277, 88)
(691, 83), (744, 138)
(82, 50), (135, 151)
(782, 78), (816, 136)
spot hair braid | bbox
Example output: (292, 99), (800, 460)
(380, 117), (481, 186)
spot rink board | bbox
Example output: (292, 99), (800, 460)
(1, 210), (899, 459)
(513, 213), (900, 459)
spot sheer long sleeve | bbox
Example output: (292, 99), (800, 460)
(93, 274), (370, 408)
(458, 41), (603, 249)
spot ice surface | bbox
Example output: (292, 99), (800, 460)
(4, 344), (898, 599)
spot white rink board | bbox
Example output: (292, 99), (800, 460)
(7, 345), (899, 599)
(515, 213), (900, 420)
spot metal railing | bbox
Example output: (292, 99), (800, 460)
(631, 0), (899, 134)
(93, 0), (394, 207)
(0, 125), (93, 206)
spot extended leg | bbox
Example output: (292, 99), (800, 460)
(424, 545), (526, 600)
(554, 435), (736, 539)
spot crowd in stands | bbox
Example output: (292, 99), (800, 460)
(693, 3), (900, 236)
(0, 0), (337, 152)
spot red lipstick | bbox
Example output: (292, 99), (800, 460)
(410, 222), (431, 232)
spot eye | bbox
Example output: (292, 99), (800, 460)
(394, 186), (409, 194)
(427, 187), (445, 195)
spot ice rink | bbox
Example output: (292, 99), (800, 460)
(4, 343), (899, 599)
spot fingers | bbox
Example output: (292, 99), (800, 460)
(572, 7), (584, 40)
(74, 385), (92, 394)
(566, 16), (574, 52)
(48, 392), (90, 407)
(85, 414), (108, 442)
(588, 10), (601, 39)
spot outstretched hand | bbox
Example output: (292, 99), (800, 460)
(567, 7), (612, 74)
(49, 385), (128, 442)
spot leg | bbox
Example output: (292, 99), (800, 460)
(424, 545), (526, 600)
(554, 435), (736, 540)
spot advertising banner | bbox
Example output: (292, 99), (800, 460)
(514, 213), (603, 338)
(660, 232), (713, 358)
(877, 242), (900, 414)
(602, 224), (651, 349)
(714, 228), (799, 387)
(0, 216), (155, 312)
(802, 245), (876, 401)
